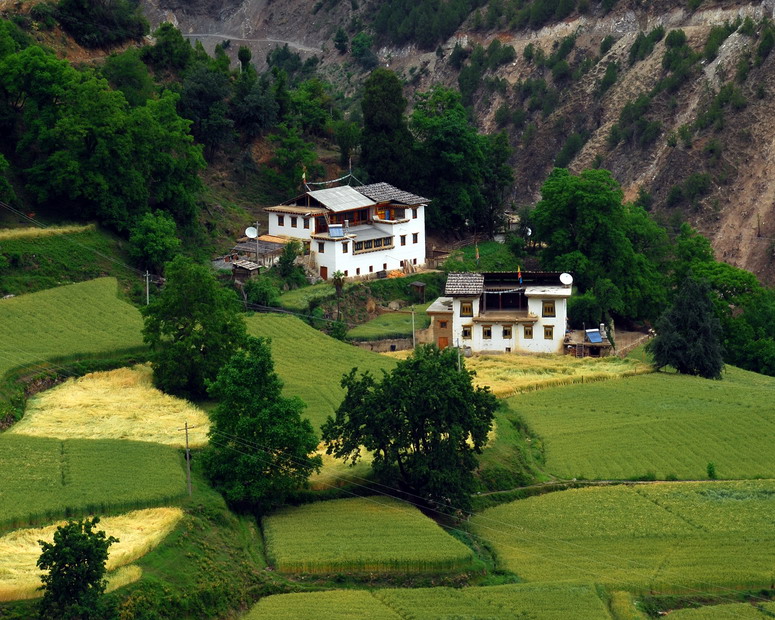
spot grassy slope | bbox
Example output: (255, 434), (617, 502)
(471, 481), (775, 593)
(0, 277), (145, 378)
(245, 313), (395, 430)
(509, 366), (775, 480)
(0, 226), (136, 296)
(347, 302), (432, 340)
(262, 496), (475, 574)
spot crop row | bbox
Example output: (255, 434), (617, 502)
(471, 482), (775, 593)
(0, 435), (187, 532)
(246, 583), (611, 619)
(262, 496), (475, 574)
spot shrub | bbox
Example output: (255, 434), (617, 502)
(756, 25), (775, 65)
(56, 0), (148, 48)
(598, 62), (617, 94)
(600, 35), (615, 55)
(555, 132), (587, 167)
(707, 462), (717, 479)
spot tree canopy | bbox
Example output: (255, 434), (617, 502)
(37, 517), (117, 620)
(203, 336), (321, 511)
(648, 276), (724, 379)
(141, 255), (247, 398)
(322, 345), (497, 512)
(532, 168), (668, 324)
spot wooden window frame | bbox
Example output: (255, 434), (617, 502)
(544, 325), (554, 340)
(291, 216), (297, 228)
(278, 215), (285, 226)
(400, 235), (406, 246)
(542, 300), (556, 318)
(342, 242), (349, 253)
(524, 325), (533, 339)
(503, 326), (512, 339)
(483, 325), (492, 340)
(413, 232), (419, 244)
(303, 218), (310, 229)
(318, 242), (325, 253)
(461, 302), (473, 317)
(462, 325), (472, 339)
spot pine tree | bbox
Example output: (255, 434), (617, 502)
(648, 277), (724, 379)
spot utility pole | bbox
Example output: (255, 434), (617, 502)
(412, 305), (416, 349)
(177, 422), (201, 497)
(456, 339), (461, 371)
(145, 271), (150, 306)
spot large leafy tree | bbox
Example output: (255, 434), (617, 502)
(37, 517), (117, 620)
(322, 345), (497, 512)
(203, 336), (321, 511)
(141, 255), (247, 398)
(648, 277), (724, 379)
(128, 210), (181, 272)
(360, 68), (414, 186)
(533, 168), (668, 324)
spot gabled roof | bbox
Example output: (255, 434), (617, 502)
(445, 273), (485, 296)
(355, 182), (428, 205)
(307, 186), (375, 212)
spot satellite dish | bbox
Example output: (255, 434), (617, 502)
(245, 227), (258, 239)
(560, 273), (573, 286)
(526, 227), (532, 237)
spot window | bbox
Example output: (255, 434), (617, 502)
(278, 215), (285, 226)
(462, 325), (472, 339)
(412, 258), (417, 265)
(356, 268), (361, 275)
(374, 238), (383, 248)
(291, 216), (297, 228)
(318, 242), (325, 253)
(344, 270), (348, 276)
(412, 208), (418, 219)
(303, 218), (309, 229)
(503, 326), (512, 339)
(413, 233), (418, 243)
(342, 242), (349, 253)
(543, 300), (556, 318)
(383, 263), (387, 270)
(439, 320), (448, 328)
(461, 302), (473, 317)
(483, 325), (492, 339)
(400, 235), (406, 246)
(354, 242), (363, 251)
(364, 240), (373, 249)
(369, 265), (373, 273)
(524, 325), (533, 339)
(544, 325), (554, 340)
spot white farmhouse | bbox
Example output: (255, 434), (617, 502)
(427, 271), (573, 354)
(264, 183), (428, 280)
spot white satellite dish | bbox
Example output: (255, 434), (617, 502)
(245, 227), (258, 239)
(526, 227), (532, 237)
(560, 273), (573, 286)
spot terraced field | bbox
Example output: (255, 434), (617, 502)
(471, 481), (775, 593)
(346, 302), (431, 340)
(262, 496), (475, 574)
(0, 278), (144, 378)
(245, 313), (395, 429)
(0, 435), (187, 531)
(510, 367), (775, 480)
(245, 583), (613, 619)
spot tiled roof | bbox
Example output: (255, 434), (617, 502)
(445, 273), (484, 296)
(355, 182), (428, 205)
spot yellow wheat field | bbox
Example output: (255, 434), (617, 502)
(9, 365), (210, 447)
(0, 224), (95, 240)
(0, 507), (183, 601)
(382, 351), (652, 397)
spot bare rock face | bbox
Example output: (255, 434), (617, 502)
(158, 0), (242, 18)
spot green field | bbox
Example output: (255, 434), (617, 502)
(668, 602), (772, 618)
(245, 314), (395, 429)
(471, 481), (775, 593)
(510, 367), (775, 480)
(245, 583), (612, 619)
(347, 302), (431, 340)
(278, 282), (338, 312)
(0, 278), (145, 379)
(0, 435), (187, 531)
(262, 496), (475, 574)
(0, 226), (133, 295)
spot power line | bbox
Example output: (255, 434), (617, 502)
(201, 430), (771, 611)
